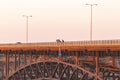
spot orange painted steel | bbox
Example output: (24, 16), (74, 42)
(0, 40), (120, 80)
(8, 60), (103, 80)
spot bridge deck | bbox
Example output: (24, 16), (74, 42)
(0, 40), (120, 50)
(0, 40), (120, 80)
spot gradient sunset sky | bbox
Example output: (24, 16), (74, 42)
(0, 0), (120, 43)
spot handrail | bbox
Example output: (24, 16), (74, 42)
(0, 40), (120, 47)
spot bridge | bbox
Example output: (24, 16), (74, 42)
(0, 40), (120, 80)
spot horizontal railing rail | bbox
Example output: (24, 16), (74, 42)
(0, 40), (120, 47)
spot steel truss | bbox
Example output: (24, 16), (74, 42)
(0, 47), (119, 80)
(8, 60), (102, 80)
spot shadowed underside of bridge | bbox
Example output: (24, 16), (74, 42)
(8, 61), (100, 80)
(0, 40), (120, 80)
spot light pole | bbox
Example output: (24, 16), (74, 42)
(86, 3), (97, 41)
(23, 15), (32, 43)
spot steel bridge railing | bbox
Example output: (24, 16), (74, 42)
(0, 40), (120, 47)
(20, 40), (120, 46)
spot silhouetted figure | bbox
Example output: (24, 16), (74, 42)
(62, 40), (64, 43)
(56, 39), (61, 43)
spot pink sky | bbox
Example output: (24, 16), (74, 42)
(0, 0), (120, 43)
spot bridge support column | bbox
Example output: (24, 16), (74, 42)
(30, 52), (33, 63)
(5, 52), (7, 80)
(14, 53), (17, 71)
(75, 51), (78, 65)
(5, 51), (9, 80)
(95, 52), (99, 79)
(112, 55), (116, 67)
(18, 52), (20, 68)
(24, 53), (27, 65)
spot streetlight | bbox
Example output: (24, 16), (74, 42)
(23, 15), (32, 43)
(86, 3), (97, 41)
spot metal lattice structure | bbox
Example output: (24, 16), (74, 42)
(8, 61), (102, 80)
(0, 40), (120, 80)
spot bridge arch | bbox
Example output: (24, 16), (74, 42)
(8, 60), (102, 80)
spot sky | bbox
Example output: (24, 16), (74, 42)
(0, 0), (120, 43)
